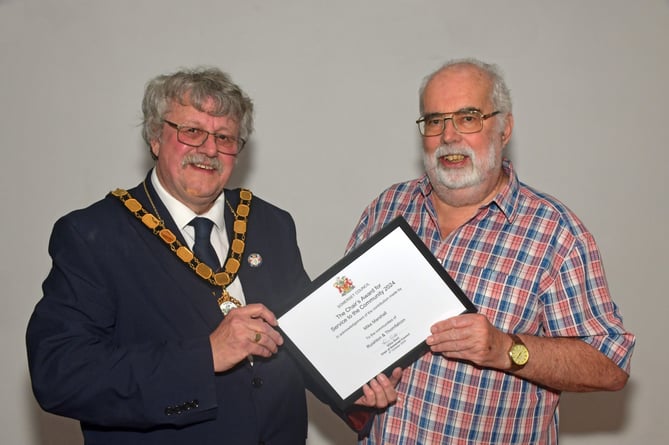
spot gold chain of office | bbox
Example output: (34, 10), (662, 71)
(111, 188), (252, 312)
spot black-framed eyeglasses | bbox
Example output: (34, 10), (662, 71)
(416, 110), (500, 136)
(162, 119), (246, 155)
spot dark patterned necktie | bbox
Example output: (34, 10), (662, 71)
(189, 217), (220, 270)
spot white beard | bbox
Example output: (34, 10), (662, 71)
(423, 140), (502, 207)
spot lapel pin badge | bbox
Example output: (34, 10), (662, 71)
(247, 253), (263, 267)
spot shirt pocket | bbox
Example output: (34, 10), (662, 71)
(461, 266), (543, 334)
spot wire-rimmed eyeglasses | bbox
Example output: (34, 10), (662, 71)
(163, 119), (246, 155)
(416, 110), (500, 136)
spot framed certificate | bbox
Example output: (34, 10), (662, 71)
(277, 216), (476, 409)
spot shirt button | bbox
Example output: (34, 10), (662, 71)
(251, 377), (263, 388)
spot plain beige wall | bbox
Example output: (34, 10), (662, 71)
(2, 0), (667, 443)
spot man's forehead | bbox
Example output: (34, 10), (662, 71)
(423, 107), (482, 118)
(423, 68), (492, 110)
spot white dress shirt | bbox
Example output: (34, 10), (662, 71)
(150, 169), (247, 306)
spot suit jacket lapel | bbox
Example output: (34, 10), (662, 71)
(134, 172), (189, 247)
(224, 189), (257, 304)
(125, 173), (224, 328)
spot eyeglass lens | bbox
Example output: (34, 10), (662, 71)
(419, 111), (483, 136)
(175, 128), (241, 155)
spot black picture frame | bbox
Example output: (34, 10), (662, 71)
(276, 216), (477, 410)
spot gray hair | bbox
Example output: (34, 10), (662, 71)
(419, 58), (513, 121)
(141, 67), (254, 157)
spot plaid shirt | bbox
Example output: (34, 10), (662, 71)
(346, 160), (634, 444)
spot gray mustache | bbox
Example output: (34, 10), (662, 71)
(181, 153), (222, 171)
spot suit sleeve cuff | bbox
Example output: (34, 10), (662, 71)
(345, 406), (376, 438)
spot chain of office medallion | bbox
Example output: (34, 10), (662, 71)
(111, 188), (252, 289)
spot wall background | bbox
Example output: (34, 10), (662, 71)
(2, 0), (667, 443)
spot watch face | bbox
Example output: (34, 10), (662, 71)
(510, 344), (529, 365)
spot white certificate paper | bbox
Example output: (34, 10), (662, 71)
(277, 217), (476, 408)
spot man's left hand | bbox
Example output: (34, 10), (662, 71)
(427, 313), (510, 369)
(354, 367), (403, 408)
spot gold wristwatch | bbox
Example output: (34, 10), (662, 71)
(508, 334), (529, 371)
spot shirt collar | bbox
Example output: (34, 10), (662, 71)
(491, 159), (519, 223)
(150, 168), (226, 231)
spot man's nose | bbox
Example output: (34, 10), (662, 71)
(440, 118), (461, 143)
(197, 133), (219, 156)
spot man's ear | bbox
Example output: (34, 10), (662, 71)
(501, 113), (514, 147)
(150, 139), (160, 158)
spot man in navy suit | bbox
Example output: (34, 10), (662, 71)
(26, 67), (400, 445)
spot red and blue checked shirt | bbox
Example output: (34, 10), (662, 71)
(346, 160), (635, 444)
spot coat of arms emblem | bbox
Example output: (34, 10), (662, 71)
(333, 276), (354, 296)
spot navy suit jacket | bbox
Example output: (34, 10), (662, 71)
(27, 174), (319, 445)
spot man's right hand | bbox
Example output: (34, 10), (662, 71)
(209, 303), (283, 372)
